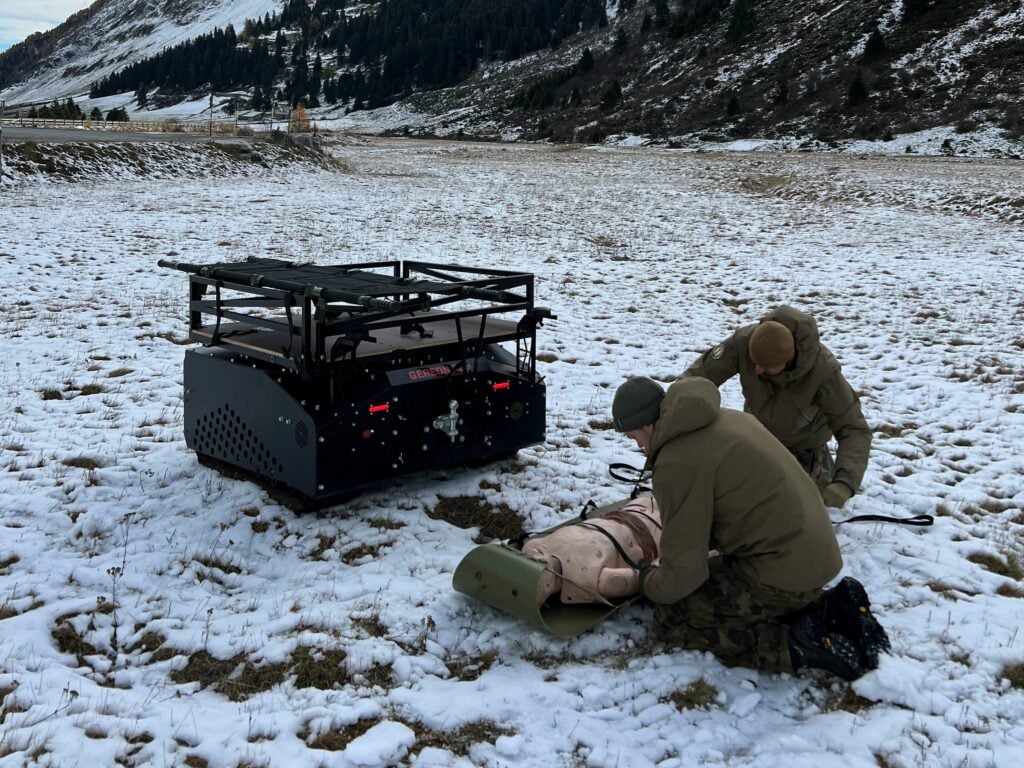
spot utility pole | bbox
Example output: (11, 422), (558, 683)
(209, 91), (213, 142)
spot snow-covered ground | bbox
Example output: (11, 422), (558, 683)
(1, 139), (1024, 768)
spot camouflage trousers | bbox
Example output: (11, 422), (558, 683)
(793, 444), (836, 492)
(653, 557), (822, 674)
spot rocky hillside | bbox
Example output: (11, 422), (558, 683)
(401, 0), (1024, 144)
(2, 1), (1022, 145)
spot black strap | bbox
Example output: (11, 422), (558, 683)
(609, 462), (652, 498)
(576, 522), (640, 569)
(834, 513), (934, 527)
(628, 509), (662, 531)
(578, 499), (597, 520)
(512, 499), (597, 548)
(611, 461), (933, 530)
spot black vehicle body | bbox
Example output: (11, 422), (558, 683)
(160, 257), (553, 503)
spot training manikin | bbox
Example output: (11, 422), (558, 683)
(522, 496), (661, 603)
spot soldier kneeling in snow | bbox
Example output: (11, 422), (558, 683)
(611, 375), (890, 681)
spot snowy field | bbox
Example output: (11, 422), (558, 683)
(1, 139), (1024, 768)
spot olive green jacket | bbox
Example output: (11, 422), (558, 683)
(641, 377), (843, 605)
(684, 306), (871, 495)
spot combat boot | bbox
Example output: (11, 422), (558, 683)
(822, 577), (891, 670)
(788, 614), (864, 681)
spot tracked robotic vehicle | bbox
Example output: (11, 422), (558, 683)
(159, 257), (553, 504)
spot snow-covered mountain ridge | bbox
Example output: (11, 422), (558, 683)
(1, 1), (1022, 146)
(0, 0), (283, 104)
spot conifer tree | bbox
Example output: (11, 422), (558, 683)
(902, 0), (939, 22)
(862, 27), (887, 63)
(600, 80), (622, 111)
(847, 70), (868, 107)
(727, 0), (758, 43)
(578, 48), (594, 73)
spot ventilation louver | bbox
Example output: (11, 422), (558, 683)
(193, 405), (284, 476)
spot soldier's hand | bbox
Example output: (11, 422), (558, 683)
(636, 560), (658, 595)
(822, 482), (853, 509)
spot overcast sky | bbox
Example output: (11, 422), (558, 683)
(0, 1), (93, 53)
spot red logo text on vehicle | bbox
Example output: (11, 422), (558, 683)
(408, 364), (453, 381)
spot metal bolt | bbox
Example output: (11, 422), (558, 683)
(318, 436), (324, 443)
(318, 484), (324, 491)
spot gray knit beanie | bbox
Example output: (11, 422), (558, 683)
(612, 377), (665, 431)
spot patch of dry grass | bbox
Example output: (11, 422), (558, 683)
(61, 456), (104, 470)
(352, 614), (388, 638)
(171, 650), (288, 702)
(429, 495), (525, 543)
(405, 717), (515, 756)
(967, 552), (1024, 581)
(311, 534), (336, 559)
(356, 661), (394, 688)
(1002, 662), (1024, 689)
(52, 618), (101, 663)
(193, 554), (242, 575)
(341, 542), (386, 564)
(291, 646), (349, 690)
(445, 649), (499, 682)
(303, 717), (378, 751)
(666, 679), (718, 710)
(822, 688), (875, 714)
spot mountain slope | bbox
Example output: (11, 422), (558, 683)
(397, 0), (1024, 144)
(2, 0), (1022, 146)
(0, 0), (283, 104)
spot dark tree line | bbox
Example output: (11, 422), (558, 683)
(90, 25), (281, 98)
(88, 0), (608, 111)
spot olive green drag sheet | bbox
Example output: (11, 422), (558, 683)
(452, 499), (643, 638)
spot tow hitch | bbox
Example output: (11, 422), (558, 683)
(433, 400), (461, 442)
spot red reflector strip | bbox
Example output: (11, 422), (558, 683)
(368, 403), (390, 414)
(492, 381), (511, 391)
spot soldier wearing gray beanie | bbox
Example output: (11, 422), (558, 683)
(612, 377), (665, 432)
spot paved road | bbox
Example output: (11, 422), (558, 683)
(0, 126), (217, 143)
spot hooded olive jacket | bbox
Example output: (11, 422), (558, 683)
(684, 306), (871, 494)
(641, 378), (843, 605)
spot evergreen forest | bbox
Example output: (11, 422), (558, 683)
(89, 0), (610, 111)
